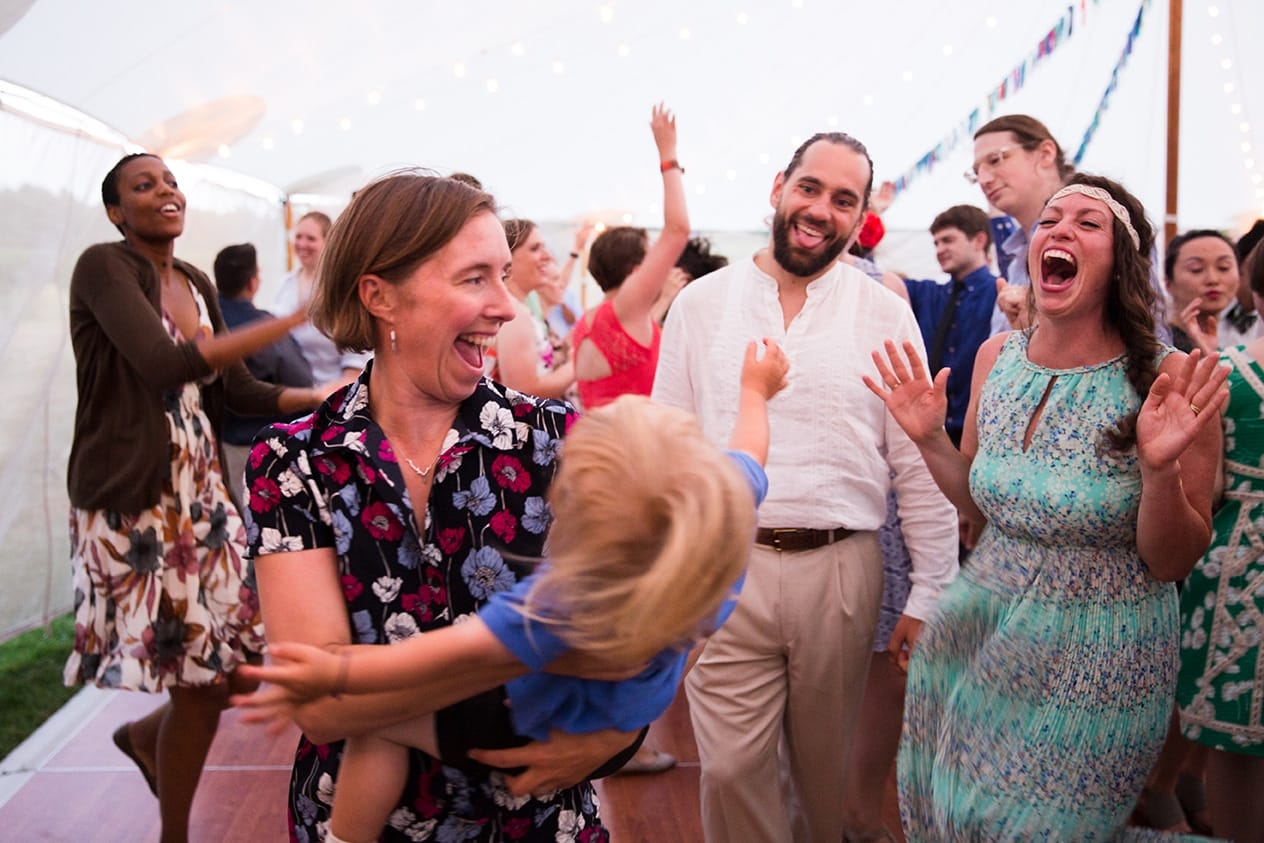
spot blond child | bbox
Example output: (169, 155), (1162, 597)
(236, 337), (788, 843)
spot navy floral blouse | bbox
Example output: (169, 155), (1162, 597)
(244, 368), (607, 843)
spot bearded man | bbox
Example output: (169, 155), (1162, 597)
(652, 133), (959, 843)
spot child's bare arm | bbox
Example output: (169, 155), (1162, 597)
(728, 338), (789, 465)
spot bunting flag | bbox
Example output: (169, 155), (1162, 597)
(1073, 0), (1151, 165)
(890, 0), (1142, 200)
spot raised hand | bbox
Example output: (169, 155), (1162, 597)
(1136, 349), (1229, 472)
(650, 102), (677, 161)
(862, 340), (949, 444)
(1177, 297), (1220, 357)
(741, 338), (790, 400)
(995, 277), (1031, 330)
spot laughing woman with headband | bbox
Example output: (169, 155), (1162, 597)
(868, 174), (1227, 839)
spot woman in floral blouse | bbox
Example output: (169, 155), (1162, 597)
(244, 172), (633, 843)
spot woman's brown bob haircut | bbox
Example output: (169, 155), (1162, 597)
(311, 171), (497, 351)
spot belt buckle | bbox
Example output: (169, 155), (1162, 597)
(771, 528), (798, 552)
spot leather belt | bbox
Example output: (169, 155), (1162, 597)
(754, 527), (855, 552)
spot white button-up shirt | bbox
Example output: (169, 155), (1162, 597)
(652, 256), (958, 620)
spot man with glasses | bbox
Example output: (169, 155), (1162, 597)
(968, 114), (1170, 341)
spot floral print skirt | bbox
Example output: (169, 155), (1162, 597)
(63, 381), (265, 692)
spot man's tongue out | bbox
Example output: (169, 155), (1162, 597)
(793, 221), (827, 250)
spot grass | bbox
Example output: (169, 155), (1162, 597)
(0, 614), (78, 760)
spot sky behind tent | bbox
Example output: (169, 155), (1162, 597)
(1, 0), (1260, 234)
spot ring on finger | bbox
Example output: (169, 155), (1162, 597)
(1190, 402), (1202, 416)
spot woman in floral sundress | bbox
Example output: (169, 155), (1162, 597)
(64, 153), (322, 843)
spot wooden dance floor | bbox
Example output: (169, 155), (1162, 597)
(0, 687), (904, 841)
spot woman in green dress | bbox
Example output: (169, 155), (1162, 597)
(1177, 238), (1264, 842)
(866, 174), (1228, 840)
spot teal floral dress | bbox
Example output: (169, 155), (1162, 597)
(244, 367), (606, 843)
(1178, 346), (1264, 756)
(899, 331), (1187, 841)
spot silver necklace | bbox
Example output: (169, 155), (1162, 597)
(403, 457), (434, 479)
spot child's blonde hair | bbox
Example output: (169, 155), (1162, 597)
(524, 395), (756, 665)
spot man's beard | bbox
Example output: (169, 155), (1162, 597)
(771, 208), (851, 278)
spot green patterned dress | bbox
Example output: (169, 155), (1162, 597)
(1177, 346), (1264, 756)
(899, 331), (1188, 841)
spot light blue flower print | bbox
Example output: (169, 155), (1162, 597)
(461, 546), (516, 599)
(436, 815), (484, 843)
(337, 483), (361, 516)
(453, 475), (496, 516)
(397, 532), (422, 570)
(532, 428), (562, 467)
(522, 497), (552, 534)
(333, 510), (353, 556)
(351, 610), (377, 644)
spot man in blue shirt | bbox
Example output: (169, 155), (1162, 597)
(213, 243), (314, 504)
(903, 205), (997, 447)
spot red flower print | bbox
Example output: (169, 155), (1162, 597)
(437, 444), (474, 471)
(504, 817), (532, 839)
(379, 440), (399, 463)
(564, 411), (579, 433)
(578, 827), (608, 842)
(361, 502), (404, 541)
(437, 527), (466, 555)
(356, 459), (377, 484)
(248, 440), (270, 469)
(491, 455), (531, 493)
(320, 424), (346, 444)
(490, 510), (518, 543)
(512, 402), (534, 418)
(249, 476), (282, 513)
(340, 575), (363, 602)
(313, 455), (351, 485)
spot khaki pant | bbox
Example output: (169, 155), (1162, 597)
(686, 533), (884, 843)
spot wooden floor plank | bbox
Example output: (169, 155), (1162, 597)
(0, 688), (903, 842)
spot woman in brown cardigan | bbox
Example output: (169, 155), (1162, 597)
(63, 153), (321, 843)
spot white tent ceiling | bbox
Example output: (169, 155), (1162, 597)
(2, 0), (1261, 234)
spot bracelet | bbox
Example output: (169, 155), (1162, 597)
(330, 650), (351, 700)
(660, 159), (684, 174)
(568, 251), (580, 259)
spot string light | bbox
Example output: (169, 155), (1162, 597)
(695, 184), (706, 195)
(617, 43), (630, 57)
(736, 11), (749, 24)
(511, 41), (525, 57)
(486, 79), (499, 93)
(261, 136), (275, 151)
(726, 169), (737, 180)
(901, 70), (914, 82)
(1207, 5), (1219, 16)
(339, 117), (352, 131)
(290, 118), (304, 135)
(863, 94), (875, 106)
(367, 91), (382, 105)
(679, 27), (691, 40)
(217, 144), (231, 158)
(552, 60), (566, 75)
(414, 98), (426, 111)
(621, 212), (633, 223)
(985, 16), (998, 28)
(827, 115), (839, 126)
(942, 45), (954, 57)
(598, 4), (614, 23)
(453, 62), (467, 78)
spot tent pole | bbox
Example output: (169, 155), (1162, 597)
(1165, 0), (1182, 242)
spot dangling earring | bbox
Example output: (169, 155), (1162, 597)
(389, 327), (398, 353)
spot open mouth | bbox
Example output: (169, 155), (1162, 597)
(1040, 248), (1077, 290)
(159, 202), (182, 217)
(792, 220), (828, 250)
(456, 333), (495, 369)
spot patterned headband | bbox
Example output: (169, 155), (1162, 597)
(1048, 184), (1142, 252)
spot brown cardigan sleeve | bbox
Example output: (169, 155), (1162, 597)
(70, 243), (215, 391)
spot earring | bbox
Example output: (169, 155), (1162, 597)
(389, 328), (398, 353)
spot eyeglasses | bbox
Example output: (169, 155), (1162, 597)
(963, 145), (1022, 185)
